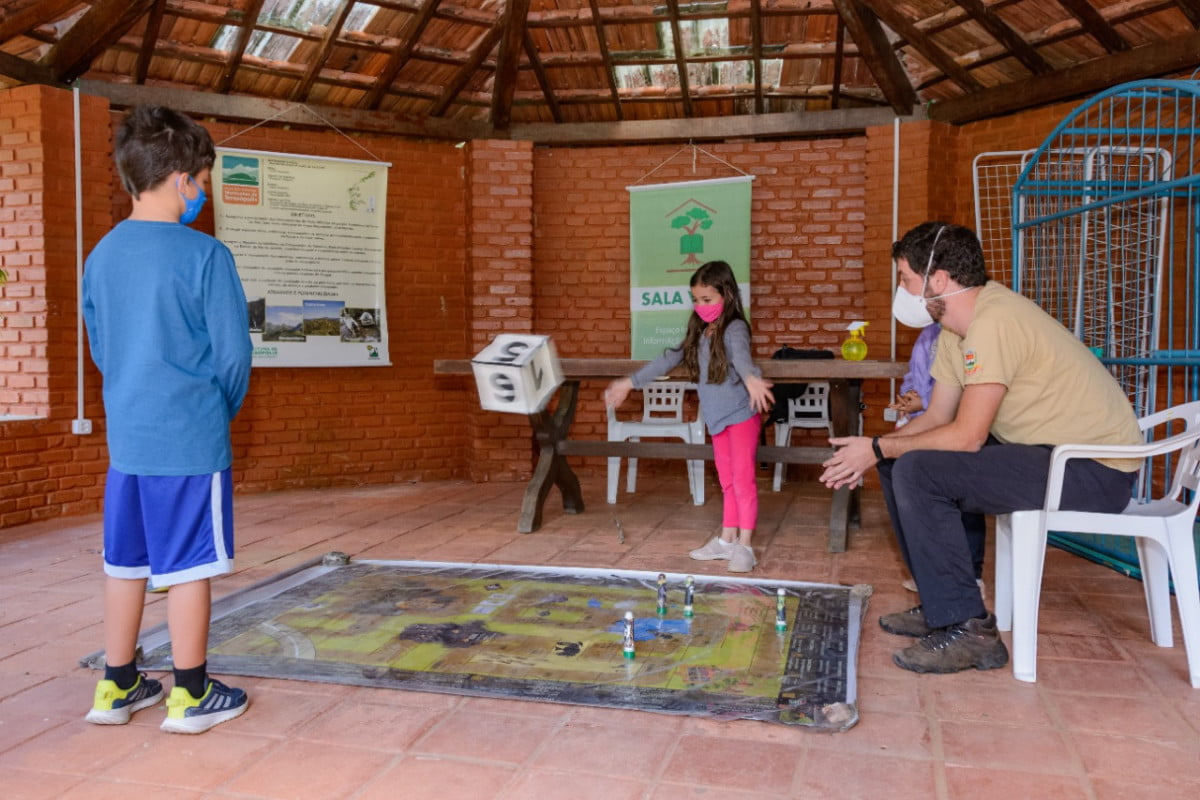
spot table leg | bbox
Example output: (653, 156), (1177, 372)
(518, 381), (584, 533)
(825, 379), (863, 553)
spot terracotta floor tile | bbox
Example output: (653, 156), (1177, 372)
(930, 681), (1053, 727)
(95, 730), (278, 791)
(500, 769), (649, 800)
(412, 708), (562, 764)
(356, 756), (518, 800)
(532, 718), (678, 780)
(660, 733), (799, 794)
(222, 738), (396, 798)
(801, 749), (938, 799)
(943, 765), (1088, 800)
(0, 479), (1197, 799)
(806, 709), (934, 760)
(1091, 776), (1200, 800)
(1071, 731), (1200, 785)
(1046, 692), (1197, 742)
(294, 698), (444, 749)
(940, 719), (1078, 774)
(7, 767), (86, 800)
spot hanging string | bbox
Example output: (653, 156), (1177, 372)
(216, 103), (387, 163)
(629, 142), (752, 186)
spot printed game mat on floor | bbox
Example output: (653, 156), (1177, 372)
(84, 557), (870, 731)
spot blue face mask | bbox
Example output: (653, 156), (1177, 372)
(179, 176), (207, 224)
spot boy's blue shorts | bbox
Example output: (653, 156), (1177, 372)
(102, 467), (235, 587)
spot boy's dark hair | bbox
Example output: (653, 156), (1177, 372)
(114, 106), (216, 198)
(891, 222), (987, 287)
(678, 260), (748, 384)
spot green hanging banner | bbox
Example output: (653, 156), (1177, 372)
(627, 176), (753, 359)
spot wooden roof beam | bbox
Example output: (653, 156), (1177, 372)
(929, 28), (1200, 124)
(134, 0), (168, 85)
(1173, 0), (1200, 27)
(521, 31), (562, 123)
(0, 0), (79, 43)
(429, 23), (503, 117)
(1055, 0), (1130, 52)
(830, 0), (915, 115)
(663, 0), (695, 117)
(214, 0), (266, 94)
(362, 0), (442, 110)
(750, 0), (764, 114)
(950, 0), (1050, 74)
(490, 0), (531, 130)
(0, 48), (63, 87)
(857, 0), (982, 91)
(47, 0), (159, 82)
(291, 0), (356, 101)
(587, 0), (624, 120)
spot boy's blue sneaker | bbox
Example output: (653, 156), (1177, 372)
(160, 678), (248, 734)
(85, 674), (164, 725)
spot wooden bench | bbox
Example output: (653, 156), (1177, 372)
(434, 357), (907, 552)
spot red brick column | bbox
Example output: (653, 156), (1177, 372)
(464, 139), (537, 480)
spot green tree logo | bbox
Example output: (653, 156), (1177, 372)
(669, 201), (716, 265)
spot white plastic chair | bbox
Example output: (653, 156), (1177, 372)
(772, 382), (834, 492)
(993, 400), (1200, 688)
(607, 381), (704, 505)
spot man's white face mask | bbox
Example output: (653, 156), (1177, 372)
(891, 226), (970, 328)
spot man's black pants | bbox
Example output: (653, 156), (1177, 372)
(877, 438), (1137, 628)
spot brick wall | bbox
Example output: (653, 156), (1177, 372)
(0, 85), (111, 526)
(0, 82), (1090, 528)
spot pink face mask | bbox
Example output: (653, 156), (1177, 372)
(694, 302), (723, 323)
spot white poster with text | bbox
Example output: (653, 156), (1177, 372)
(214, 147), (391, 367)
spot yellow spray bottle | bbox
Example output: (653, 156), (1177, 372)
(842, 321), (868, 361)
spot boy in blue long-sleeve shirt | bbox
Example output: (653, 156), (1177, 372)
(83, 106), (252, 734)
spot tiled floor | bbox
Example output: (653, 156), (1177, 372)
(2, 474), (1199, 799)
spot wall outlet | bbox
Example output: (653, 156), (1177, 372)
(882, 407), (898, 423)
(71, 418), (92, 435)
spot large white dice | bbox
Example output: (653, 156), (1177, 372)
(471, 334), (564, 414)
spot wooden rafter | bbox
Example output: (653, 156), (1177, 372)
(663, 0), (694, 117)
(857, 0), (982, 91)
(831, 15), (844, 110)
(0, 0), (79, 43)
(750, 0), (763, 114)
(830, 0), (916, 115)
(134, 0), (168, 85)
(490, 0), (531, 130)
(429, 23), (503, 117)
(0, 48), (62, 86)
(587, 0), (623, 121)
(929, 28), (1200, 124)
(215, 0), (267, 94)
(1055, 0), (1130, 52)
(46, 0), (159, 82)
(362, 0), (442, 111)
(290, 0), (355, 101)
(950, 0), (1050, 74)
(1174, 0), (1200, 27)
(521, 31), (562, 124)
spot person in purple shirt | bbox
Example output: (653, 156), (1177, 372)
(889, 323), (940, 426)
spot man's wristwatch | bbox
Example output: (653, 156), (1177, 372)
(871, 436), (885, 461)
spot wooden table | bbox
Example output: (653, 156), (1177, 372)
(433, 358), (907, 552)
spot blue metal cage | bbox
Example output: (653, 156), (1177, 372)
(1012, 79), (1200, 577)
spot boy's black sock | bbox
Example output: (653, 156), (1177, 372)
(174, 662), (208, 700)
(104, 660), (139, 691)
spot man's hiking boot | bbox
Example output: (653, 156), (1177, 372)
(892, 613), (1009, 674)
(878, 605), (933, 637)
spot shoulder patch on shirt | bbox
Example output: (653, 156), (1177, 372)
(963, 348), (979, 375)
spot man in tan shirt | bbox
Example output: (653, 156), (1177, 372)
(820, 222), (1141, 675)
